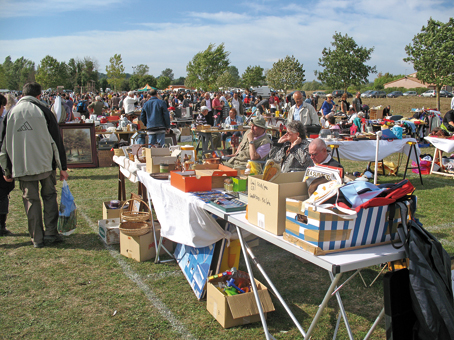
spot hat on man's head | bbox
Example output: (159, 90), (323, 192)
(200, 106), (208, 112)
(251, 116), (267, 129)
(128, 91), (134, 96)
(326, 93), (333, 98)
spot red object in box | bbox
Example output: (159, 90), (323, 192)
(107, 116), (120, 121)
(170, 170), (212, 192)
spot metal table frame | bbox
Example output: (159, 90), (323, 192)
(223, 212), (406, 339)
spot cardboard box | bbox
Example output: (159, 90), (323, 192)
(180, 127), (191, 136)
(207, 276), (275, 328)
(247, 172), (307, 236)
(194, 164), (238, 188)
(102, 201), (126, 219)
(369, 108), (384, 120)
(120, 225), (174, 262)
(98, 218), (120, 245)
(146, 156), (177, 174)
(284, 196), (408, 255)
(170, 170), (212, 192)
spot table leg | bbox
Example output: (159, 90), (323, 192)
(236, 226), (273, 340)
(305, 273), (343, 339)
(118, 167), (126, 201)
(243, 243), (307, 337)
(329, 272), (354, 340)
(364, 308), (385, 340)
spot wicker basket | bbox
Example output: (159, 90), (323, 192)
(136, 144), (155, 163)
(113, 149), (124, 157)
(119, 221), (152, 236)
(120, 199), (151, 222)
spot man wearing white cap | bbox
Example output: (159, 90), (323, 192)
(225, 116), (271, 169)
(123, 91), (137, 115)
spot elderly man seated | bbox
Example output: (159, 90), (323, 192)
(308, 138), (344, 176)
(225, 116), (271, 169)
(268, 121), (313, 172)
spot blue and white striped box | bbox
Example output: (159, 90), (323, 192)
(284, 196), (408, 255)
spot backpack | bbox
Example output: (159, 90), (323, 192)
(77, 100), (87, 113)
(390, 198), (454, 339)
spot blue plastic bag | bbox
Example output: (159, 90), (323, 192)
(339, 181), (385, 209)
(57, 180), (77, 235)
(391, 126), (403, 139)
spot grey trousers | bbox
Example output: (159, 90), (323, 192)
(19, 171), (58, 244)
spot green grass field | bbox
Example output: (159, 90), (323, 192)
(0, 141), (453, 339)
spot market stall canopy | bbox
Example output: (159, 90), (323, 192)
(137, 84), (158, 92)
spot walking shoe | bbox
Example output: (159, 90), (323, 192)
(44, 234), (64, 244)
(33, 242), (45, 248)
(0, 227), (13, 236)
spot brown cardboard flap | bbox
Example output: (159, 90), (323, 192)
(226, 281), (275, 319)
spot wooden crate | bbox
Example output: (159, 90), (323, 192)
(98, 150), (114, 167)
(369, 109), (383, 120)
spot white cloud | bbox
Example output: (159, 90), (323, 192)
(1, 1), (453, 80)
(0, 0), (124, 18)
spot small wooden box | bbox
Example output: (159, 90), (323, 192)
(98, 150), (114, 167)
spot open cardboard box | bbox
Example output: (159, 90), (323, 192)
(194, 164), (238, 188)
(247, 172), (307, 236)
(170, 170), (212, 192)
(206, 275), (274, 328)
(102, 201), (126, 220)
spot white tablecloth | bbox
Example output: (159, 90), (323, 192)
(327, 138), (420, 162)
(113, 155), (147, 183)
(137, 170), (231, 248)
(424, 137), (454, 153)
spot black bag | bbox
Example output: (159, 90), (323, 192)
(391, 200), (454, 340)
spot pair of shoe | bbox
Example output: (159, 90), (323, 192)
(44, 234), (64, 244)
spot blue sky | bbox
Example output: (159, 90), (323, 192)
(1, 0), (453, 82)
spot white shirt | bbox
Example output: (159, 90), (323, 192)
(123, 96), (137, 113)
(231, 98), (240, 113)
(451, 97), (454, 110)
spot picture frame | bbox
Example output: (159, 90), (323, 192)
(59, 123), (98, 168)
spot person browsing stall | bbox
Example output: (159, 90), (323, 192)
(221, 108), (244, 150)
(0, 82), (68, 248)
(140, 89), (170, 147)
(287, 91), (319, 127)
(268, 120), (313, 173)
(225, 116), (271, 169)
(320, 93), (335, 117)
(441, 110), (454, 134)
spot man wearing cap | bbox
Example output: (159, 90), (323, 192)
(287, 91), (319, 127)
(225, 116), (271, 169)
(123, 91), (138, 115)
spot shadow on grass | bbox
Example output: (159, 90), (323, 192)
(67, 174), (117, 181)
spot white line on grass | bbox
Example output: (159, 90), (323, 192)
(80, 211), (197, 340)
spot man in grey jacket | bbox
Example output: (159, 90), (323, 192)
(287, 91), (320, 127)
(0, 82), (69, 248)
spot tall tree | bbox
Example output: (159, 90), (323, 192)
(142, 75), (157, 88)
(226, 65), (240, 86)
(2, 56), (35, 90)
(266, 55), (305, 95)
(315, 32), (376, 93)
(35, 55), (67, 89)
(134, 64), (149, 77)
(156, 76), (171, 90)
(185, 43), (230, 91)
(242, 65), (265, 89)
(106, 54), (125, 92)
(404, 18), (454, 111)
(171, 76), (185, 86)
(216, 71), (236, 90)
(160, 68), (174, 81)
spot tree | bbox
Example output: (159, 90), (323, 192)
(315, 32), (376, 93)
(404, 18), (454, 111)
(373, 73), (404, 90)
(171, 76), (185, 85)
(301, 80), (323, 91)
(160, 68), (174, 81)
(185, 43), (230, 91)
(216, 71), (236, 90)
(156, 76), (171, 90)
(266, 55), (305, 95)
(35, 55), (67, 89)
(0, 65), (7, 89)
(2, 56), (35, 90)
(106, 54), (125, 92)
(130, 74), (157, 90)
(134, 64), (149, 77)
(100, 78), (109, 92)
(241, 65), (265, 89)
(226, 66), (240, 86)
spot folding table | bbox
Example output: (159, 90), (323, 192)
(224, 212), (406, 340)
(424, 136), (454, 178)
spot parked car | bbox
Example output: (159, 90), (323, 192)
(403, 91), (418, 97)
(361, 90), (373, 98)
(439, 90), (453, 98)
(387, 91), (403, 98)
(421, 90), (436, 97)
(312, 91), (326, 98)
(332, 90), (353, 98)
(367, 90), (386, 98)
